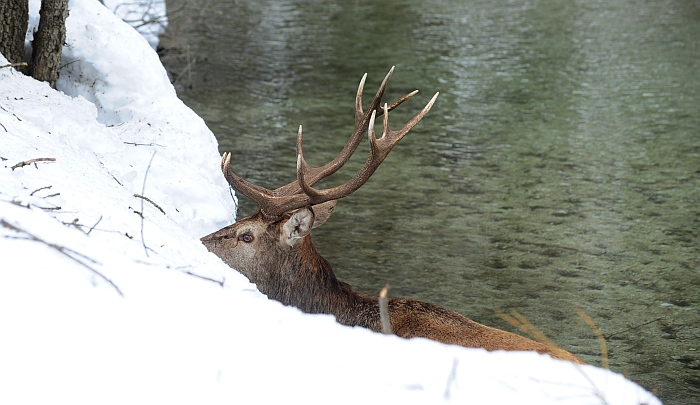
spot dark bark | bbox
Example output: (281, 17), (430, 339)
(29, 0), (69, 87)
(0, 0), (29, 71)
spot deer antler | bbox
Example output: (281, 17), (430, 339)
(297, 95), (439, 205)
(221, 67), (439, 217)
(271, 66), (415, 196)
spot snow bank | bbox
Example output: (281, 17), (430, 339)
(0, 1), (661, 404)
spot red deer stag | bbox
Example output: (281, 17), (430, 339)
(201, 67), (584, 364)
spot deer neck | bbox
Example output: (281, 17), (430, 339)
(266, 236), (380, 330)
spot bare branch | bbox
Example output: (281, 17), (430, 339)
(604, 316), (665, 339)
(0, 62), (28, 69)
(11, 157), (56, 170)
(124, 141), (164, 147)
(133, 193), (165, 214)
(30, 185), (53, 196)
(1, 219), (123, 296)
(184, 271), (225, 287)
(87, 215), (103, 235)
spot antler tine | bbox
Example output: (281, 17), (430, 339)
(220, 152), (276, 207)
(354, 73), (368, 123)
(272, 66), (417, 197)
(295, 91), (439, 206)
(378, 91), (440, 149)
(221, 150), (312, 217)
(296, 125), (325, 201)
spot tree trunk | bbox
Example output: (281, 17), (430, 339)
(0, 0), (29, 72)
(29, 0), (69, 87)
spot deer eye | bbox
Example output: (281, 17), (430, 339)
(238, 233), (254, 243)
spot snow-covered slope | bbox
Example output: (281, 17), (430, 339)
(0, 1), (661, 404)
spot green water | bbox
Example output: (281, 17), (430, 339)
(161, 0), (700, 402)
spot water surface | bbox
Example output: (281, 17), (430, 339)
(161, 1), (700, 402)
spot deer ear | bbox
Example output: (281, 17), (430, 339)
(283, 207), (315, 247)
(311, 200), (337, 229)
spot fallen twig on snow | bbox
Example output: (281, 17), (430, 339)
(124, 141), (164, 147)
(184, 271), (225, 287)
(11, 157), (56, 170)
(0, 62), (28, 69)
(133, 193), (165, 214)
(87, 215), (103, 235)
(1, 218), (123, 297)
(30, 185), (53, 196)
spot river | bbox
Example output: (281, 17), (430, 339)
(160, 1), (700, 403)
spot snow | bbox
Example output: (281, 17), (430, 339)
(101, 0), (167, 48)
(0, 0), (661, 404)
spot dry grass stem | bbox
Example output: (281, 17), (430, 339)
(576, 308), (609, 369)
(379, 285), (392, 334)
(495, 309), (575, 362)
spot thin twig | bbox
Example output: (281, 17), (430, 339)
(184, 271), (225, 287)
(0, 62), (28, 69)
(37, 205), (62, 211)
(30, 185), (52, 196)
(87, 215), (103, 235)
(133, 193), (165, 214)
(604, 317), (665, 339)
(140, 151), (157, 257)
(124, 141), (164, 147)
(11, 158), (56, 170)
(1, 219), (123, 296)
(110, 173), (123, 186)
(57, 59), (82, 72)
(0, 105), (22, 121)
(62, 218), (83, 232)
(10, 199), (29, 208)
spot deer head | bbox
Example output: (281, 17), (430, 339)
(201, 67), (438, 299)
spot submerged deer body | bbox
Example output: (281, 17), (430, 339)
(202, 67), (583, 364)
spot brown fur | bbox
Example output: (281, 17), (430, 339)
(201, 209), (584, 364)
